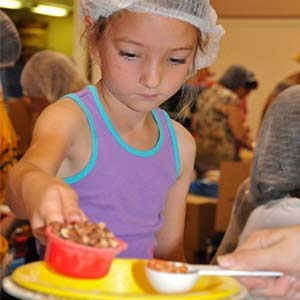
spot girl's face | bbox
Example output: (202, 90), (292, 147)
(97, 10), (198, 112)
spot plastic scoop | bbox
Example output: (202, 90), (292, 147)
(145, 262), (283, 294)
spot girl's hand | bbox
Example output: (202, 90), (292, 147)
(24, 172), (87, 244)
(217, 226), (300, 298)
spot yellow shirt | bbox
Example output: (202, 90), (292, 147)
(0, 97), (17, 203)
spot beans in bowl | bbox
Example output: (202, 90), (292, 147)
(51, 221), (119, 248)
(147, 259), (188, 273)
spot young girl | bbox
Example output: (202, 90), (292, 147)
(5, 0), (224, 260)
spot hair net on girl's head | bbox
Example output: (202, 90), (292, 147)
(249, 85), (300, 206)
(219, 65), (258, 91)
(21, 50), (88, 102)
(80, 0), (225, 71)
(0, 10), (21, 68)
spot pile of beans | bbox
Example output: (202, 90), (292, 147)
(51, 221), (119, 249)
(147, 259), (188, 273)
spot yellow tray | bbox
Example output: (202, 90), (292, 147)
(11, 259), (242, 299)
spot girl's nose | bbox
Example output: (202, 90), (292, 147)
(139, 61), (162, 89)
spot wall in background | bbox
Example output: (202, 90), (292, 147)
(211, 0), (300, 17)
(4, 9), (74, 57)
(38, 14), (74, 56)
(73, 0), (86, 77)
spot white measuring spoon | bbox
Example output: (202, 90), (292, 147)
(145, 263), (283, 294)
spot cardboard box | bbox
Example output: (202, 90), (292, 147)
(214, 161), (251, 232)
(184, 195), (216, 263)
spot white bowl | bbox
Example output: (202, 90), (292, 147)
(145, 266), (198, 294)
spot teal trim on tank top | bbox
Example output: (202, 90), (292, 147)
(162, 111), (181, 178)
(61, 93), (98, 184)
(88, 85), (164, 157)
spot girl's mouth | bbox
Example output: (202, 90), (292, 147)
(138, 93), (159, 100)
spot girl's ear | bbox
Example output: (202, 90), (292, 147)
(84, 16), (93, 28)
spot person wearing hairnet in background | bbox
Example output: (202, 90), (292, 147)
(0, 9), (21, 194)
(218, 85), (300, 298)
(260, 51), (300, 122)
(0, 9), (21, 213)
(191, 64), (258, 177)
(239, 85), (300, 244)
(7, 50), (88, 157)
(19, 49), (88, 149)
(0, 9), (21, 282)
(0, 10), (21, 68)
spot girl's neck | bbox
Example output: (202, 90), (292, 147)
(95, 80), (156, 136)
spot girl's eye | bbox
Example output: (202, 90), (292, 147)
(169, 58), (186, 65)
(119, 51), (138, 60)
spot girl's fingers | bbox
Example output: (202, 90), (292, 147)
(30, 197), (64, 244)
(29, 184), (86, 244)
(79, 209), (88, 221)
(57, 186), (83, 223)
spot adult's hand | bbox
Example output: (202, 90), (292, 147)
(217, 226), (300, 298)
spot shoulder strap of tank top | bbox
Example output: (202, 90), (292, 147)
(61, 91), (98, 184)
(157, 109), (181, 178)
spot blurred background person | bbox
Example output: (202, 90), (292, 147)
(214, 85), (300, 259)
(185, 67), (215, 89)
(207, 85), (300, 298)
(260, 50), (300, 122)
(0, 10), (21, 68)
(238, 85), (300, 245)
(260, 81), (293, 122)
(160, 67), (215, 131)
(0, 9), (22, 287)
(7, 49), (88, 158)
(192, 64), (258, 178)
(0, 10), (21, 204)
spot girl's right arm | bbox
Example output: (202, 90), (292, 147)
(5, 100), (86, 243)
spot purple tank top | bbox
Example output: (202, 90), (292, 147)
(63, 85), (180, 259)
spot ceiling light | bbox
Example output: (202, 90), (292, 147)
(31, 4), (69, 17)
(0, 0), (22, 9)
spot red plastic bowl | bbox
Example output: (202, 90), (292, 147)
(44, 226), (127, 278)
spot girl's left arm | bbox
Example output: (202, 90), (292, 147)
(154, 120), (196, 261)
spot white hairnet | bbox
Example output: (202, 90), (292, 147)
(21, 50), (88, 102)
(0, 10), (21, 68)
(80, 0), (225, 70)
(250, 85), (300, 205)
